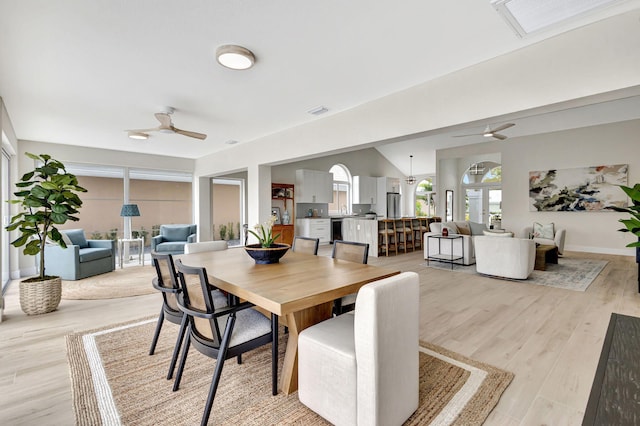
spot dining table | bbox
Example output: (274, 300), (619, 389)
(176, 247), (400, 394)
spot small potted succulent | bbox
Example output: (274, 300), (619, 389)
(5, 153), (86, 314)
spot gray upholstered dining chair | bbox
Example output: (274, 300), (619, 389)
(292, 236), (320, 255)
(332, 240), (369, 315)
(172, 259), (278, 426)
(298, 271), (420, 426)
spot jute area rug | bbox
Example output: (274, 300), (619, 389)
(62, 265), (156, 300)
(66, 317), (513, 426)
(423, 257), (608, 292)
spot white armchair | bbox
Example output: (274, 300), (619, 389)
(475, 235), (536, 279)
(524, 225), (566, 255)
(298, 272), (419, 426)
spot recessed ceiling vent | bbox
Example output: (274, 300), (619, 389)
(491, 0), (626, 37)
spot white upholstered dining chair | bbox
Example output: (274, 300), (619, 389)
(184, 240), (228, 254)
(298, 271), (420, 426)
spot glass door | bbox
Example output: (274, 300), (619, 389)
(464, 187), (502, 225)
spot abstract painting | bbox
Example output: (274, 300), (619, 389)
(529, 164), (628, 212)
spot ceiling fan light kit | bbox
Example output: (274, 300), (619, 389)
(128, 131), (149, 140)
(216, 45), (255, 70)
(454, 123), (515, 141)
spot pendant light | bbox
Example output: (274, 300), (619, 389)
(406, 155), (416, 185)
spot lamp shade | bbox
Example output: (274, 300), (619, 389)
(120, 204), (140, 217)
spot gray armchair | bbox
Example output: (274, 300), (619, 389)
(151, 224), (197, 255)
(42, 229), (116, 280)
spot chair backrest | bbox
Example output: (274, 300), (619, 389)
(184, 241), (228, 254)
(160, 224), (197, 242)
(292, 236), (319, 255)
(331, 240), (369, 264)
(151, 251), (180, 313)
(62, 228), (89, 248)
(353, 271), (420, 425)
(174, 259), (224, 346)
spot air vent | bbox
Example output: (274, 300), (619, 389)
(491, 0), (626, 37)
(307, 106), (329, 116)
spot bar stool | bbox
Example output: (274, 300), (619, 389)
(412, 218), (426, 250)
(395, 218), (413, 253)
(378, 219), (397, 256)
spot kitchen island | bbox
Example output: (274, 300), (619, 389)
(342, 217), (381, 257)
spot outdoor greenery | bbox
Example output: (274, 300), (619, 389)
(5, 153), (86, 281)
(219, 224), (227, 240)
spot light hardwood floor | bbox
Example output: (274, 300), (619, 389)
(0, 248), (637, 425)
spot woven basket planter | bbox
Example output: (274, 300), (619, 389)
(19, 277), (62, 315)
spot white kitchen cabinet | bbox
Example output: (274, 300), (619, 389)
(295, 169), (333, 203)
(375, 177), (401, 216)
(296, 218), (331, 244)
(353, 176), (377, 204)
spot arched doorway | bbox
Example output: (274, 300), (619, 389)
(462, 162), (502, 227)
(415, 177), (435, 217)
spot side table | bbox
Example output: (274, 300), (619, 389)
(426, 234), (464, 269)
(118, 237), (144, 268)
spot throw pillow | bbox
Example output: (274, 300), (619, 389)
(442, 221), (459, 234)
(455, 221), (471, 236)
(469, 221), (487, 236)
(64, 229), (88, 248)
(533, 222), (554, 239)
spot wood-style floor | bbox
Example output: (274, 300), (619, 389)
(0, 247), (637, 425)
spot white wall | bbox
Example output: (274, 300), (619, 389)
(437, 119), (640, 256)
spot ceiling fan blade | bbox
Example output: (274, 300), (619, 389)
(154, 113), (172, 127)
(492, 133), (508, 140)
(490, 123), (515, 133)
(453, 133), (482, 138)
(174, 127), (207, 140)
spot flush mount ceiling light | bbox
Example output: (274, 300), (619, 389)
(469, 162), (486, 175)
(216, 45), (255, 70)
(307, 105), (329, 116)
(225, 139), (238, 145)
(491, 0), (624, 37)
(405, 155), (417, 185)
(127, 131), (149, 140)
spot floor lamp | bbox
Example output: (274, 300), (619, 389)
(120, 203), (140, 239)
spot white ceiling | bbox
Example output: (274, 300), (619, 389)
(1, 0), (639, 166)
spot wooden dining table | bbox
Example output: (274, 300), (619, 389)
(176, 247), (400, 394)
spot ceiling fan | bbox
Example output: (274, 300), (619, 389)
(453, 123), (515, 140)
(126, 107), (207, 140)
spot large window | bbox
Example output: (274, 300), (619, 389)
(328, 164), (351, 215)
(462, 163), (502, 225)
(64, 164), (192, 245)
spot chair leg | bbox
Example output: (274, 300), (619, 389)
(167, 314), (188, 380)
(271, 313), (278, 396)
(333, 298), (343, 316)
(201, 315), (236, 426)
(149, 308), (165, 355)
(237, 354), (242, 364)
(173, 329), (191, 392)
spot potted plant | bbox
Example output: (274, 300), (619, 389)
(245, 215), (289, 264)
(608, 183), (640, 288)
(5, 153), (87, 315)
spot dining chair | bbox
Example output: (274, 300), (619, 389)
(298, 272), (420, 425)
(184, 240), (228, 254)
(173, 259), (278, 426)
(292, 236), (320, 255)
(150, 251), (229, 380)
(332, 240), (369, 315)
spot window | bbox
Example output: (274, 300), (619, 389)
(461, 162), (502, 225)
(415, 178), (435, 217)
(328, 164), (351, 215)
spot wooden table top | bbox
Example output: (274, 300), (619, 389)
(176, 248), (401, 316)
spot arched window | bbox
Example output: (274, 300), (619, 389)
(415, 178), (435, 216)
(329, 164), (351, 215)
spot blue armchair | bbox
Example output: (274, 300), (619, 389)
(42, 229), (116, 280)
(151, 224), (197, 255)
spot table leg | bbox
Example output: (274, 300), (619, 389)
(281, 301), (333, 395)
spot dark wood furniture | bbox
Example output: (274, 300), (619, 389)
(176, 248), (400, 395)
(583, 313), (640, 425)
(272, 183), (294, 245)
(534, 244), (558, 271)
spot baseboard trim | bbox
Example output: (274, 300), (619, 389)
(565, 245), (635, 257)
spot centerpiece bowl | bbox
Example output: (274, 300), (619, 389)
(245, 243), (290, 264)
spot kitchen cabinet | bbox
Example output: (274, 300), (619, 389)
(296, 218), (331, 244)
(272, 224), (294, 246)
(353, 176), (377, 204)
(375, 176), (401, 216)
(342, 218), (378, 257)
(295, 169), (333, 203)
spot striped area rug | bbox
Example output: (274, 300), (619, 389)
(66, 317), (513, 425)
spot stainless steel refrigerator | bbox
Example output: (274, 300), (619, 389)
(387, 192), (401, 218)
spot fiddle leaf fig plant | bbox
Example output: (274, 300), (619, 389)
(5, 153), (87, 281)
(607, 183), (640, 248)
